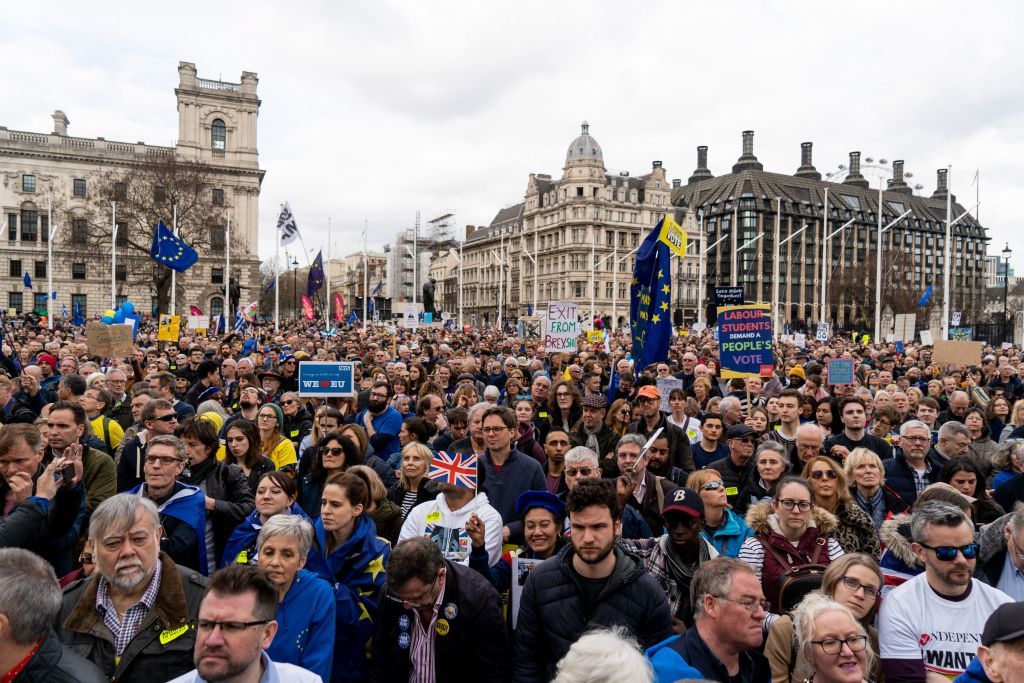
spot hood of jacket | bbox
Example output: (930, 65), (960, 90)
(879, 512), (920, 569)
(372, 496), (402, 528)
(745, 500), (838, 537)
(517, 419), (538, 444)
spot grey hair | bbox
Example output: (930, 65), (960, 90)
(794, 592), (875, 675)
(257, 515), (314, 558)
(86, 371), (107, 388)
(105, 366), (127, 378)
(564, 446), (599, 468)
(0, 548), (63, 645)
(552, 626), (654, 683)
(910, 501), (971, 544)
(755, 441), (790, 468)
(691, 557), (756, 619)
(147, 434), (188, 461)
(196, 400), (228, 419)
(89, 493), (161, 542)
(991, 440), (1024, 472)
(483, 385), (500, 399)
(616, 433), (647, 454)
(719, 396), (741, 413)
(899, 419), (931, 437)
(467, 401), (491, 421)
(1008, 508), (1024, 537)
(796, 422), (825, 442)
(938, 421), (971, 441)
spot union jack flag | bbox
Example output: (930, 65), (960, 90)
(427, 452), (477, 490)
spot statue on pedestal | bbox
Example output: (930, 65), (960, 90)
(422, 277), (437, 316)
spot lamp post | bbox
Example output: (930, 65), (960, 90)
(291, 256), (299, 317)
(1003, 242), (1013, 343)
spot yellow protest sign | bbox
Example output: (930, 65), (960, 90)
(658, 214), (687, 258)
(158, 314), (181, 342)
(587, 330), (603, 343)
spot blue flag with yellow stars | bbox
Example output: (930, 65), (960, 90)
(306, 250), (325, 299)
(149, 220), (198, 272)
(630, 216), (672, 371)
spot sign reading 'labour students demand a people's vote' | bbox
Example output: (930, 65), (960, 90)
(544, 301), (579, 352)
(298, 362), (356, 398)
(717, 303), (773, 378)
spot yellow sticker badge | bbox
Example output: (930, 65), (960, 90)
(425, 511), (442, 524)
(160, 623), (190, 645)
(434, 619), (450, 636)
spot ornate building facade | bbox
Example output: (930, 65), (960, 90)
(0, 61), (263, 318)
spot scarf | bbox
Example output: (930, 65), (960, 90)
(855, 487), (886, 529)
(583, 424), (601, 452)
(661, 535), (710, 620)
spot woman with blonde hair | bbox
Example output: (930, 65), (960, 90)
(386, 442), (440, 519)
(802, 456), (879, 559)
(998, 399), (1024, 443)
(606, 399), (633, 436)
(687, 468), (754, 558)
(844, 447), (909, 529)
(765, 554), (882, 683)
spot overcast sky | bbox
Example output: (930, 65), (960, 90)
(2, 1), (1022, 270)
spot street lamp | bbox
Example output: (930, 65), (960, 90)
(1003, 242), (1013, 343)
(291, 256), (299, 317)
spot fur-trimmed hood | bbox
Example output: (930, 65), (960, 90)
(744, 500), (838, 537)
(879, 513), (921, 570)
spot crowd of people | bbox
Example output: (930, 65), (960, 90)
(1, 311), (1024, 682)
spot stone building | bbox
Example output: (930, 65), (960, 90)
(459, 122), (698, 328)
(0, 61), (263, 318)
(336, 251), (388, 320)
(672, 131), (989, 332)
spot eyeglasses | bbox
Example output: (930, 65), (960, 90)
(811, 636), (869, 655)
(840, 576), (881, 600)
(700, 480), (725, 491)
(918, 542), (979, 561)
(257, 414), (277, 421)
(556, 392), (572, 398)
(145, 455), (183, 466)
(481, 426), (509, 434)
(565, 467), (595, 477)
(387, 575), (439, 609)
(197, 620), (269, 634)
(901, 435), (931, 443)
(79, 554), (94, 564)
(713, 595), (770, 614)
(810, 469), (838, 480)
(776, 498), (813, 511)
(370, 393), (389, 400)
(152, 414), (178, 423)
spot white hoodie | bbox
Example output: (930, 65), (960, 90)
(398, 491), (504, 566)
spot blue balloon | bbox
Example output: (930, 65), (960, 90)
(121, 300), (134, 314)
(113, 311), (125, 324)
(101, 315), (114, 324)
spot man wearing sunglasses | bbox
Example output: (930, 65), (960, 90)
(707, 424), (759, 510)
(879, 502), (1013, 682)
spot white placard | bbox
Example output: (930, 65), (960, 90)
(951, 311), (962, 326)
(511, 556), (541, 628)
(919, 330), (933, 346)
(401, 304), (419, 329)
(692, 322), (707, 333)
(187, 315), (208, 330)
(657, 377), (683, 413)
(544, 301), (579, 353)
(816, 322), (829, 341)
(794, 333), (807, 348)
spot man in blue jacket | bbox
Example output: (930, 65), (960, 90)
(355, 381), (403, 464)
(478, 406), (547, 542)
(647, 556), (771, 683)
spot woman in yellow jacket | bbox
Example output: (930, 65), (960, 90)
(256, 403), (298, 473)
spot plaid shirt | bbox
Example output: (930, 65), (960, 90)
(911, 460), (933, 495)
(96, 560), (163, 658)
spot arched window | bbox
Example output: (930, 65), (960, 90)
(211, 119), (226, 151)
(210, 296), (224, 317)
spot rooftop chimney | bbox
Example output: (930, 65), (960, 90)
(688, 145), (714, 183)
(931, 168), (952, 201)
(887, 160), (912, 195)
(795, 141), (821, 180)
(672, 179), (682, 189)
(52, 110), (69, 136)
(842, 151), (869, 189)
(652, 160), (662, 169)
(732, 130), (764, 173)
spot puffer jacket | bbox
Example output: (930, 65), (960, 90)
(14, 627), (107, 683)
(180, 457), (254, 566)
(514, 544), (673, 682)
(56, 553), (209, 682)
(976, 510), (1013, 587)
(829, 498), (881, 560)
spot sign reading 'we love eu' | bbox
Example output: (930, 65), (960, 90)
(298, 362), (356, 397)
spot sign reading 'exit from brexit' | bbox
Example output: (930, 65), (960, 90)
(297, 362), (356, 397)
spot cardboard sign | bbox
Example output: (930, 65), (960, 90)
(298, 362), (356, 397)
(86, 321), (133, 358)
(794, 333), (807, 348)
(826, 358), (856, 385)
(158, 314), (181, 342)
(717, 303), (773, 379)
(933, 340), (983, 367)
(658, 214), (688, 258)
(187, 315), (208, 331)
(657, 377), (683, 413)
(511, 557), (542, 628)
(544, 301), (579, 352)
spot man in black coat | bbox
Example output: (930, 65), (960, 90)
(515, 478), (673, 681)
(627, 385), (695, 474)
(882, 420), (943, 507)
(368, 537), (509, 682)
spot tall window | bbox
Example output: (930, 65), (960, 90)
(73, 178), (87, 197)
(9, 260), (21, 277)
(210, 297), (224, 317)
(72, 219), (89, 245)
(114, 182), (127, 200)
(34, 261), (46, 278)
(210, 225), (226, 250)
(116, 265), (127, 281)
(72, 263), (86, 280)
(40, 215), (48, 242)
(154, 186), (167, 204)
(212, 188), (224, 206)
(71, 294), (87, 316)
(116, 221), (128, 247)
(20, 210), (37, 242)
(33, 293), (47, 313)
(6, 214), (15, 241)
(212, 267), (224, 284)
(211, 119), (226, 151)
(8, 292), (23, 313)
(22, 175), (35, 192)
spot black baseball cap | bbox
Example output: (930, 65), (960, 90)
(981, 602), (1024, 647)
(662, 487), (704, 517)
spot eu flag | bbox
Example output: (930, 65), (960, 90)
(307, 250), (325, 299)
(149, 220), (198, 272)
(918, 284), (933, 308)
(23, 273), (31, 289)
(630, 216), (673, 372)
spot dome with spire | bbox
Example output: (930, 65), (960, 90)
(565, 121), (603, 163)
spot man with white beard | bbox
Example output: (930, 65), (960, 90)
(55, 494), (209, 681)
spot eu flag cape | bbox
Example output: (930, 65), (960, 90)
(630, 217), (673, 371)
(307, 250), (325, 298)
(132, 481), (208, 575)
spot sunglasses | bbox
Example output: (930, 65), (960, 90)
(565, 467), (595, 477)
(700, 480), (725, 491)
(152, 414), (178, 423)
(810, 469), (838, 480)
(321, 447), (345, 456)
(918, 542), (979, 561)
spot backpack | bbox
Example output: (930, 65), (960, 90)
(757, 535), (827, 612)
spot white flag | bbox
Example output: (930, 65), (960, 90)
(277, 203), (300, 246)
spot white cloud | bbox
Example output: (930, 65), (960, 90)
(1, 0), (1021, 269)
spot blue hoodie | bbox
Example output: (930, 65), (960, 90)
(221, 502), (311, 568)
(265, 568), (336, 682)
(645, 634), (705, 683)
(953, 657), (990, 683)
(700, 507), (755, 558)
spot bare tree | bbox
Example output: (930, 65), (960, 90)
(55, 155), (238, 312)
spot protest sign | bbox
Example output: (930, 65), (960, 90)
(951, 311), (962, 326)
(826, 358), (855, 385)
(587, 330), (604, 344)
(544, 301), (579, 352)
(187, 315), (208, 331)
(298, 362), (356, 398)
(401, 305), (419, 329)
(933, 340), (983, 368)
(522, 316), (542, 340)
(794, 332), (807, 348)
(658, 214), (688, 258)
(717, 303), (773, 378)
(893, 314), (916, 342)
(919, 330), (933, 346)
(950, 327), (973, 341)
(158, 314), (181, 342)
(816, 322), (829, 341)
(86, 321), (134, 358)
(714, 287), (744, 307)
(657, 377), (683, 413)
(511, 557), (542, 628)
(692, 321), (707, 333)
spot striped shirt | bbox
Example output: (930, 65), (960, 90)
(96, 560), (163, 658)
(408, 579), (446, 683)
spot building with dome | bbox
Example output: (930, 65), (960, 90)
(455, 122), (699, 329)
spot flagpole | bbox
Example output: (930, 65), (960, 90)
(363, 220), (368, 329)
(47, 200), (53, 329)
(111, 202), (117, 312)
(459, 240), (464, 330)
(171, 205), (177, 316)
(225, 213), (231, 333)
(326, 217), (332, 330)
(275, 207), (280, 331)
